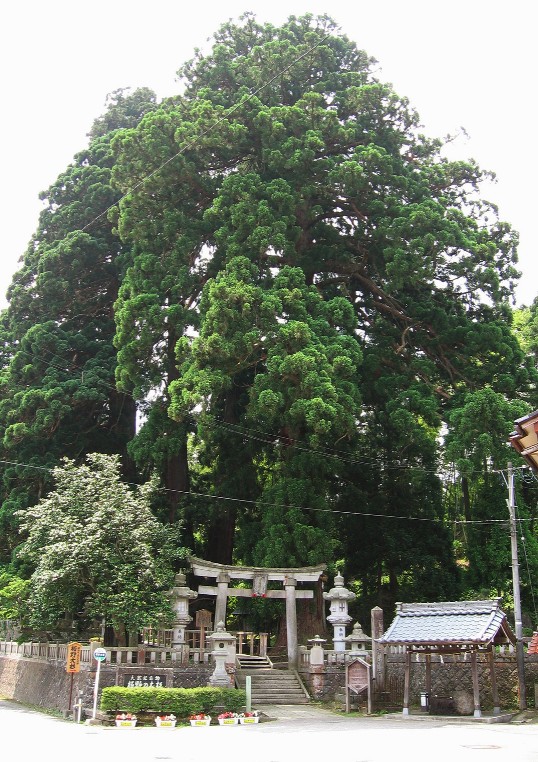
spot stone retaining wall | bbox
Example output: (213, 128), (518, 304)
(2, 651), (537, 714)
(0, 654), (212, 713)
(0, 655), (87, 711)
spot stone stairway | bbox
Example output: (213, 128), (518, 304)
(236, 668), (310, 705)
(236, 653), (273, 669)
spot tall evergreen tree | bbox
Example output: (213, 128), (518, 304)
(0, 89), (157, 564)
(1, 14), (534, 627)
(444, 388), (538, 619)
(109, 13), (530, 608)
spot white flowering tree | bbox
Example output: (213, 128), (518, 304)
(17, 453), (183, 645)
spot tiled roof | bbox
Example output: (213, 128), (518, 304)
(378, 599), (515, 646)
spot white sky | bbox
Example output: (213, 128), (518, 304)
(0, 0), (535, 309)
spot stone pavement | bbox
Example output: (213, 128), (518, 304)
(259, 703), (538, 726)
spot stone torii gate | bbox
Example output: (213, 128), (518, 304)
(188, 556), (326, 668)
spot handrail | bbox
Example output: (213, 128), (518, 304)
(292, 668), (311, 699)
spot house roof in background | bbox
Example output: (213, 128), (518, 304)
(510, 409), (538, 472)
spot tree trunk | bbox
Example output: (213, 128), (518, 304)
(113, 623), (127, 647)
(461, 475), (472, 522)
(164, 433), (190, 524)
(205, 505), (237, 565)
(115, 393), (138, 483)
(273, 594), (327, 650)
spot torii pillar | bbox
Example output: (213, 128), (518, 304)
(188, 557), (326, 670)
(215, 572), (230, 627)
(285, 575), (298, 669)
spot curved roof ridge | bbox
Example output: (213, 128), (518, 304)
(379, 598), (514, 647)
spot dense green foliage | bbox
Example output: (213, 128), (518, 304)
(100, 686), (246, 715)
(1, 14), (537, 636)
(16, 454), (182, 642)
(0, 87), (157, 563)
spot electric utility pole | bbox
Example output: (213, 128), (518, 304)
(507, 462), (527, 710)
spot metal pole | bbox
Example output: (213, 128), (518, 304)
(68, 672), (74, 711)
(507, 462), (527, 710)
(92, 659), (101, 720)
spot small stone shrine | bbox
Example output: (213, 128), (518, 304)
(208, 621), (236, 687)
(345, 621), (372, 654)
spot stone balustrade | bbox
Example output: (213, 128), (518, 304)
(0, 640), (197, 666)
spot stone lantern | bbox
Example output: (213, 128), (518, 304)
(169, 572), (197, 648)
(323, 572), (355, 652)
(207, 621), (236, 687)
(307, 634), (327, 667)
(345, 621), (372, 654)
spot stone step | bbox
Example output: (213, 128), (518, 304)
(252, 689), (309, 696)
(236, 654), (272, 670)
(238, 672), (302, 678)
(242, 672), (300, 678)
(238, 677), (302, 686)
(254, 696), (310, 705)
(236, 668), (310, 705)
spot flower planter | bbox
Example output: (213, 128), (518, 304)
(218, 717), (239, 726)
(190, 718), (211, 727)
(155, 719), (177, 728)
(115, 720), (137, 727)
(239, 716), (259, 724)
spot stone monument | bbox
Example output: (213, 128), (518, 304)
(323, 572), (355, 651)
(169, 572), (198, 647)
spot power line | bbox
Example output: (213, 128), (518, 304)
(8, 343), (535, 488)
(0, 456), (534, 527)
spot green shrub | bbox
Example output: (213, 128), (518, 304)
(100, 686), (245, 716)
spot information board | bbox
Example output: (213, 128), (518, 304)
(123, 674), (165, 688)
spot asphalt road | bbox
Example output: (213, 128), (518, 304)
(1, 700), (536, 762)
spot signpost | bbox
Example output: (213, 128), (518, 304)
(345, 658), (372, 714)
(92, 647), (107, 720)
(65, 642), (82, 711)
(66, 642), (82, 673)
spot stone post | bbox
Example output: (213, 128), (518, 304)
(215, 572), (230, 627)
(284, 575), (298, 669)
(307, 635), (327, 700)
(371, 606), (385, 691)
